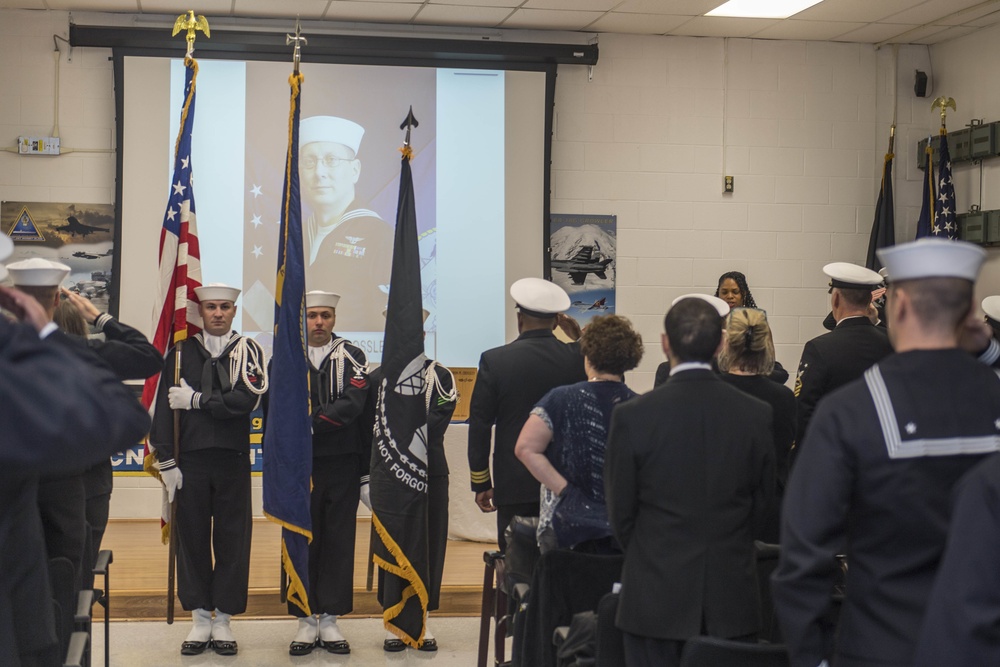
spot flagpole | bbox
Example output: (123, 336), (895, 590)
(166, 12), (209, 624)
(167, 341), (181, 624)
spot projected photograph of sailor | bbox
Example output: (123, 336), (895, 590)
(300, 115), (392, 331)
(241, 62), (437, 339)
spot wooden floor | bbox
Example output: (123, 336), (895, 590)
(101, 518), (496, 620)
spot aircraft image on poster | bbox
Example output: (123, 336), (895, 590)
(551, 243), (613, 286)
(55, 215), (110, 239)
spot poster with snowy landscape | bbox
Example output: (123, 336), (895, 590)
(548, 214), (616, 326)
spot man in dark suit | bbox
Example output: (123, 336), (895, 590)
(605, 297), (775, 667)
(467, 277), (586, 550)
(774, 239), (1000, 667)
(793, 262), (892, 451)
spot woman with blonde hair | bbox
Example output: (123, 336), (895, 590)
(718, 308), (795, 543)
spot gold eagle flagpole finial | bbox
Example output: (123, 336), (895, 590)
(286, 19), (307, 75)
(931, 96), (956, 133)
(172, 10), (210, 59)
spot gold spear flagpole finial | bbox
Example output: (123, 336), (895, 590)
(931, 96), (956, 133)
(285, 19), (307, 75)
(399, 106), (419, 160)
(172, 10), (210, 59)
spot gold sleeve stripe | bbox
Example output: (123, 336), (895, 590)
(470, 470), (491, 483)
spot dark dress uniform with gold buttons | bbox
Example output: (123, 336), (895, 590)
(467, 328), (585, 549)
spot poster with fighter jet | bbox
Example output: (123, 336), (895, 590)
(1, 201), (115, 313)
(548, 213), (616, 326)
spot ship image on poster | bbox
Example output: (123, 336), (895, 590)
(549, 214), (616, 326)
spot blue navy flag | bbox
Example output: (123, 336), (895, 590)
(370, 138), (431, 648)
(933, 132), (958, 239)
(262, 71), (313, 616)
(915, 140), (937, 239)
(865, 142), (895, 271)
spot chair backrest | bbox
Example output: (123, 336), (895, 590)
(754, 541), (782, 643)
(680, 636), (790, 667)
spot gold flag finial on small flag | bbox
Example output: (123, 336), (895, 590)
(399, 106), (419, 160)
(172, 10), (210, 59)
(286, 19), (307, 75)
(931, 96), (956, 133)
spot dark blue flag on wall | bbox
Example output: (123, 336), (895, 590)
(865, 136), (895, 271)
(262, 70), (313, 616)
(932, 131), (958, 239)
(370, 117), (432, 649)
(915, 139), (937, 239)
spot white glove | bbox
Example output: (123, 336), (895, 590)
(159, 463), (184, 503)
(359, 483), (372, 511)
(168, 378), (201, 410)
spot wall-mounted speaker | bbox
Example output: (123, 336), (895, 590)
(914, 70), (928, 98)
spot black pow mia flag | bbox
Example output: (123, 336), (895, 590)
(370, 142), (431, 648)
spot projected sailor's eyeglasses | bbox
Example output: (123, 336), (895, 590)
(301, 155), (354, 170)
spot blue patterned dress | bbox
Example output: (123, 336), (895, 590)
(531, 380), (637, 550)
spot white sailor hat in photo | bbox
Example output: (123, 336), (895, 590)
(300, 116), (365, 155)
(982, 296), (1000, 327)
(306, 290), (341, 310)
(510, 277), (570, 318)
(823, 262), (883, 290)
(6, 257), (71, 287)
(671, 293), (730, 317)
(194, 283), (241, 303)
(877, 238), (986, 283)
(0, 234), (12, 282)
(381, 306), (430, 323)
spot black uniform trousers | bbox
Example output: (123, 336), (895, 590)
(296, 453), (360, 617)
(175, 449), (252, 614)
(37, 473), (87, 592)
(496, 502), (539, 553)
(81, 461), (113, 591)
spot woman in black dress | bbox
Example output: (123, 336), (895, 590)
(717, 307), (795, 544)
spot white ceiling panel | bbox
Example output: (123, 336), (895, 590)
(937, 4), (1000, 26)
(43, 0), (136, 9)
(881, 0), (986, 25)
(412, 3), (511, 26)
(913, 24), (980, 43)
(968, 10), (1000, 27)
(793, 0), (924, 24)
(830, 21), (915, 42)
(0, 0), (47, 7)
(750, 18), (866, 40)
(141, 0), (232, 14)
(324, 1), (420, 21)
(501, 7), (605, 30)
(588, 12), (692, 34)
(233, 0), (329, 19)
(612, 0), (723, 15)
(426, 0), (519, 6)
(524, 0), (619, 11)
(671, 15), (778, 37)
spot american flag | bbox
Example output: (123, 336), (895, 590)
(142, 58), (204, 499)
(933, 132), (958, 239)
